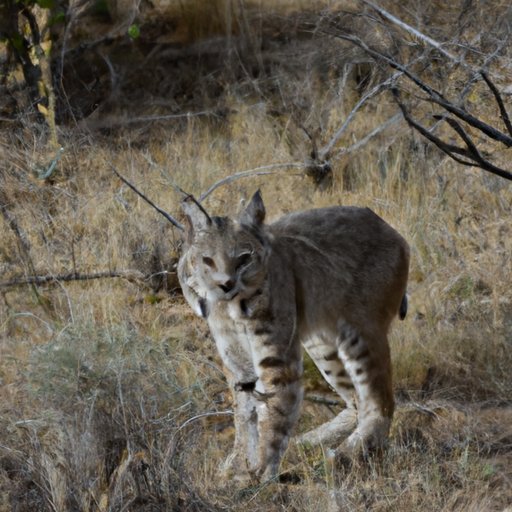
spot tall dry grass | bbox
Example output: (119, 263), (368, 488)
(1, 1), (512, 510)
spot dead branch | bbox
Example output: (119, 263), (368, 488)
(319, 73), (399, 160)
(480, 71), (512, 138)
(331, 113), (402, 160)
(321, 19), (512, 181)
(359, 0), (459, 63)
(141, 152), (195, 198)
(198, 109), (401, 195)
(440, 116), (512, 179)
(392, 89), (512, 181)
(458, 40), (509, 103)
(317, 44), (432, 164)
(198, 163), (306, 202)
(0, 270), (146, 289)
(112, 167), (185, 230)
(327, 31), (512, 149)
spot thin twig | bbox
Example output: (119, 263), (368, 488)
(331, 112), (402, 159)
(176, 410), (234, 433)
(112, 166), (185, 230)
(360, 0), (459, 62)
(141, 153), (190, 197)
(9, 312), (54, 332)
(458, 40), (508, 103)
(199, 163), (306, 202)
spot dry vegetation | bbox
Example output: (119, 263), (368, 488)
(1, 1), (511, 510)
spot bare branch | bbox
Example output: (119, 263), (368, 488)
(437, 116), (484, 159)
(392, 89), (512, 181)
(332, 113), (402, 160)
(439, 116), (512, 180)
(458, 39), (509, 102)
(112, 167), (185, 231)
(0, 270), (146, 289)
(396, 100), (474, 163)
(327, 31), (512, 148)
(480, 71), (512, 138)
(199, 163), (306, 202)
(141, 153), (191, 197)
(392, 90), (475, 158)
(319, 73), (398, 159)
(360, 0), (459, 63)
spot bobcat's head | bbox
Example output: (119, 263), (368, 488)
(181, 191), (271, 302)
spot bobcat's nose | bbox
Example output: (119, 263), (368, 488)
(219, 279), (236, 294)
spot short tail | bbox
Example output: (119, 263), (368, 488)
(399, 293), (408, 320)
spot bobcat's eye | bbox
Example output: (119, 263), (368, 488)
(235, 252), (252, 270)
(202, 256), (216, 268)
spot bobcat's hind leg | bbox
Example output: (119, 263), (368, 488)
(336, 323), (394, 456)
(297, 336), (358, 447)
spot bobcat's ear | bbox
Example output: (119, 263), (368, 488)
(240, 190), (265, 228)
(181, 195), (212, 243)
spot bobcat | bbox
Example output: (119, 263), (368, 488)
(178, 191), (409, 482)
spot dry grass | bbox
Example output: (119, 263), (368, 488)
(1, 1), (512, 510)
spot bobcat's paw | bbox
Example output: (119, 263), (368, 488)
(341, 416), (391, 458)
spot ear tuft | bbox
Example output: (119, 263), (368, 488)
(240, 190), (265, 227)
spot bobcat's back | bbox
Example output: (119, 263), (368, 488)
(268, 206), (409, 336)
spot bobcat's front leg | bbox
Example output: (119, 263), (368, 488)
(252, 335), (303, 482)
(221, 369), (259, 480)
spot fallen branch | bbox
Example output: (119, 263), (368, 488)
(197, 115), (403, 196)
(0, 270), (146, 289)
